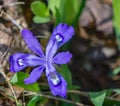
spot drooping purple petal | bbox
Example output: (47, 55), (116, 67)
(21, 29), (44, 56)
(50, 23), (75, 48)
(9, 52), (45, 72)
(47, 71), (67, 98)
(24, 66), (45, 84)
(46, 39), (57, 61)
(53, 51), (72, 64)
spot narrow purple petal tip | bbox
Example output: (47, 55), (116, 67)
(53, 51), (72, 64)
(21, 29), (44, 56)
(24, 66), (44, 84)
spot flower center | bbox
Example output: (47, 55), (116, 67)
(50, 73), (60, 85)
(55, 34), (63, 42)
(17, 58), (24, 66)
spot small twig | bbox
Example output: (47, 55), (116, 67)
(0, 65), (18, 105)
(3, 0), (25, 7)
(39, 90), (89, 97)
(5, 2), (25, 6)
(24, 92), (89, 106)
(0, 37), (13, 65)
(106, 96), (120, 102)
(0, 10), (3, 17)
(3, 11), (23, 30)
(3, 0), (13, 6)
(0, 1), (25, 12)
(110, 93), (119, 98)
(68, 90), (120, 103)
(22, 92), (26, 106)
(67, 90), (89, 97)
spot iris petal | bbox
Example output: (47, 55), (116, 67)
(9, 53), (27, 72)
(47, 71), (67, 98)
(46, 39), (57, 61)
(51, 23), (75, 48)
(9, 53), (45, 72)
(21, 29), (44, 56)
(53, 51), (72, 64)
(24, 66), (45, 84)
(45, 62), (56, 76)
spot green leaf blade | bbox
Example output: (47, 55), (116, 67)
(27, 96), (41, 106)
(113, 0), (120, 50)
(10, 72), (40, 92)
(89, 90), (106, 106)
(113, 0), (120, 32)
(33, 16), (51, 23)
(31, 1), (47, 17)
(48, 0), (60, 16)
(58, 64), (72, 88)
(111, 66), (120, 76)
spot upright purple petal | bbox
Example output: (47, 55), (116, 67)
(24, 66), (45, 84)
(21, 29), (44, 56)
(9, 53), (45, 72)
(47, 71), (67, 98)
(50, 23), (75, 48)
(53, 51), (72, 64)
(46, 39), (57, 61)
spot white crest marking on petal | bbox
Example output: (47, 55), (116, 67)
(18, 59), (24, 66)
(50, 73), (60, 85)
(55, 34), (63, 42)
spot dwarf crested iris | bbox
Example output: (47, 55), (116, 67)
(9, 23), (75, 98)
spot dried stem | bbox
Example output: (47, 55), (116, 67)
(67, 90), (89, 97)
(3, 11), (23, 30)
(24, 92), (89, 106)
(5, 2), (25, 6)
(0, 65), (18, 105)
(106, 96), (120, 102)
(2, 0), (25, 7)
(68, 90), (120, 102)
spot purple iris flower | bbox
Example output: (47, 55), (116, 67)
(9, 23), (75, 98)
